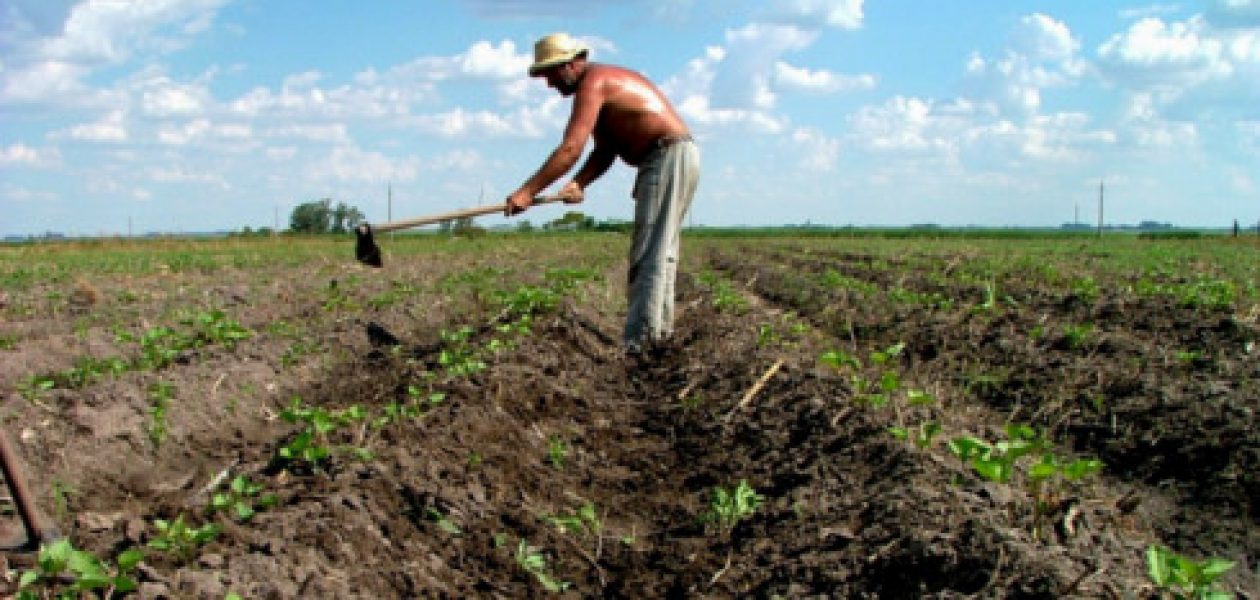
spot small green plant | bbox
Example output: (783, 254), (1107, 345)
(703, 479), (762, 535)
(1062, 323), (1093, 349)
(17, 539), (142, 599)
(514, 539), (570, 593)
(545, 502), (602, 539)
(949, 425), (1103, 536)
(546, 435), (569, 469)
(1146, 544), (1236, 600)
(890, 421), (942, 449)
(209, 475), (278, 522)
(147, 514), (221, 564)
(18, 375), (55, 403)
(275, 397), (367, 471)
(147, 381), (175, 448)
(426, 508), (463, 536)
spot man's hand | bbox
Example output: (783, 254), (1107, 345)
(505, 189), (533, 217)
(557, 180), (585, 204)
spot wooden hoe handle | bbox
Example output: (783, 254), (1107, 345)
(369, 196), (564, 234)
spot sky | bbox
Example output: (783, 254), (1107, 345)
(2, 0), (1259, 236)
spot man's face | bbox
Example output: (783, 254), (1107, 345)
(540, 62), (578, 97)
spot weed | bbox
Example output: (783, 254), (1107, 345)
(1146, 544), (1236, 600)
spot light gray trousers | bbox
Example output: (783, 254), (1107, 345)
(624, 139), (700, 352)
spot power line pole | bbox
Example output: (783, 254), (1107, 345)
(1097, 179), (1104, 239)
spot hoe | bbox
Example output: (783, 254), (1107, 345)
(0, 427), (59, 554)
(355, 196), (563, 267)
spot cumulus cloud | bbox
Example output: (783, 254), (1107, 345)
(0, 142), (47, 166)
(774, 62), (875, 93)
(1097, 17), (1228, 88)
(964, 13), (1086, 115)
(59, 109), (129, 141)
(1096, 11), (1260, 119)
(0, 0), (230, 106)
(764, 0), (864, 30)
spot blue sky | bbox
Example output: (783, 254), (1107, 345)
(2, 0), (1259, 236)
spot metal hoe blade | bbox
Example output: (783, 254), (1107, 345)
(355, 223), (383, 268)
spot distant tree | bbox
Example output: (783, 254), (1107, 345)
(547, 211), (595, 231)
(516, 220), (536, 233)
(290, 198), (365, 233)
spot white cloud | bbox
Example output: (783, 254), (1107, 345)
(264, 124), (349, 143)
(766, 0), (864, 30)
(1097, 17), (1229, 88)
(157, 118), (253, 146)
(1010, 13), (1080, 61)
(60, 109), (128, 141)
(148, 165), (229, 188)
(307, 146), (421, 184)
(774, 61), (875, 93)
(711, 23), (819, 110)
(965, 13), (1085, 115)
(0, 0), (230, 107)
(790, 127), (840, 170)
(0, 142), (42, 165)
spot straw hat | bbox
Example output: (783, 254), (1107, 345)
(528, 33), (588, 76)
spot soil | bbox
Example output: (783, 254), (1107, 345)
(0, 235), (1256, 598)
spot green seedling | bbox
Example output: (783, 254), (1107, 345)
(147, 514), (221, 565)
(819, 349), (861, 371)
(17, 539), (142, 600)
(147, 381), (175, 448)
(426, 508), (463, 536)
(1062, 323), (1093, 349)
(703, 479), (763, 535)
(209, 475), (278, 523)
(1146, 544), (1236, 600)
(546, 502), (602, 538)
(950, 425), (1103, 536)
(18, 375), (55, 403)
(546, 435), (569, 469)
(514, 539), (570, 593)
(890, 421), (941, 449)
(275, 397), (367, 471)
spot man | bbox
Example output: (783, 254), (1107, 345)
(505, 32), (700, 358)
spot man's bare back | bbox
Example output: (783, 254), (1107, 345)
(582, 64), (690, 166)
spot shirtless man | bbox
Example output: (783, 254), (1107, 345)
(506, 33), (700, 357)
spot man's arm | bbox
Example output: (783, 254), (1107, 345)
(514, 72), (605, 199)
(571, 140), (616, 190)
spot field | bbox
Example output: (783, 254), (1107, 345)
(0, 231), (1257, 598)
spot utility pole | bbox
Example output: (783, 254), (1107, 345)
(1097, 179), (1104, 239)
(388, 183), (393, 239)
